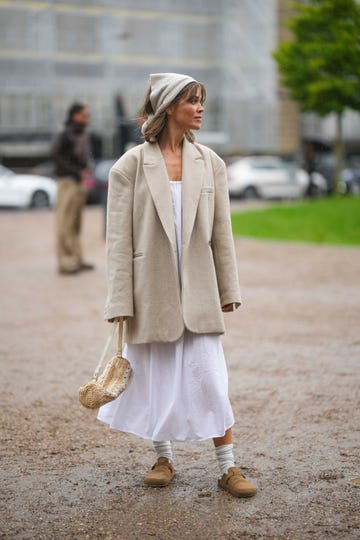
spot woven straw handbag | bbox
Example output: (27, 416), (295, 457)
(78, 318), (132, 409)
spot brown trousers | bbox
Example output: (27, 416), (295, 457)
(56, 178), (85, 272)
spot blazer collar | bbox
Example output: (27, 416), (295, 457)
(143, 138), (204, 248)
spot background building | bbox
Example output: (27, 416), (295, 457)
(0, 0), (358, 165)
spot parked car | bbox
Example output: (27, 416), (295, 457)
(304, 152), (360, 195)
(0, 164), (56, 208)
(226, 156), (327, 199)
(93, 159), (116, 202)
(30, 161), (99, 204)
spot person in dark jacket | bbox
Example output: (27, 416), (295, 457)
(53, 103), (94, 274)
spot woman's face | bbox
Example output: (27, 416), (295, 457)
(167, 88), (204, 132)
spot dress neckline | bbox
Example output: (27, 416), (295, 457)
(169, 180), (182, 183)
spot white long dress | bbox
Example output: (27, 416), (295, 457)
(97, 181), (235, 442)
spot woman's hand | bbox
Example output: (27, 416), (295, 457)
(222, 303), (235, 312)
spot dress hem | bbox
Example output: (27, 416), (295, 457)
(97, 417), (235, 443)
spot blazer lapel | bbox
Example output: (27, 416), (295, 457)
(182, 138), (204, 246)
(143, 142), (177, 248)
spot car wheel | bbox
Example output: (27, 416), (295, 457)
(31, 190), (50, 208)
(242, 186), (259, 199)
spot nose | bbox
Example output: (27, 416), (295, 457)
(198, 102), (204, 113)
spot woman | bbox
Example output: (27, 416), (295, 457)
(98, 73), (257, 498)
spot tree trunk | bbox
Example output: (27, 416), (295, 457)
(333, 112), (343, 195)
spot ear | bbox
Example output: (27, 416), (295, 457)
(166, 104), (175, 117)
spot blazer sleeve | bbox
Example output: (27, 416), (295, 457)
(104, 166), (134, 320)
(211, 157), (242, 310)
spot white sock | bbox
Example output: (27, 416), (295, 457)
(215, 443), (235, 475)
(152, 440), (173, 463)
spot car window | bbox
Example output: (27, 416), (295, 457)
(0, 165), (14, 176)
(251, 161), (284, 171)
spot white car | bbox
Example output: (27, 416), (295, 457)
(227, 156), (327, 199)
(0, 165), (57, 208)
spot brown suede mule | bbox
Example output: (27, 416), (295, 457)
(218, 467), (257, 498)
(144, 457), (176, 487)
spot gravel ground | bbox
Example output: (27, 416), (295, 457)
(0, 205), (359, 540)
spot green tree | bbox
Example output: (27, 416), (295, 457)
(273, 0), (360, 194)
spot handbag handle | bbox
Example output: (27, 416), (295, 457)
(93, 317), (124, 381)
(117, 316), (124, 357)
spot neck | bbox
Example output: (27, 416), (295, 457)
(158, 123), (185, 152)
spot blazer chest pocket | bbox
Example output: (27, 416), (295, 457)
(201, 186), (214, 194)
(199, 187), (215, 232)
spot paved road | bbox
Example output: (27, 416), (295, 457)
(1, 206), (359, 539)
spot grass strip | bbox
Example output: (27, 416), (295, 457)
(231, 196), (360, 246)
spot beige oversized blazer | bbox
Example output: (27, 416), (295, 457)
(104, 138), (242, 344)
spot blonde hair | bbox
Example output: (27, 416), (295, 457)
(139, 81), (206, 143)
